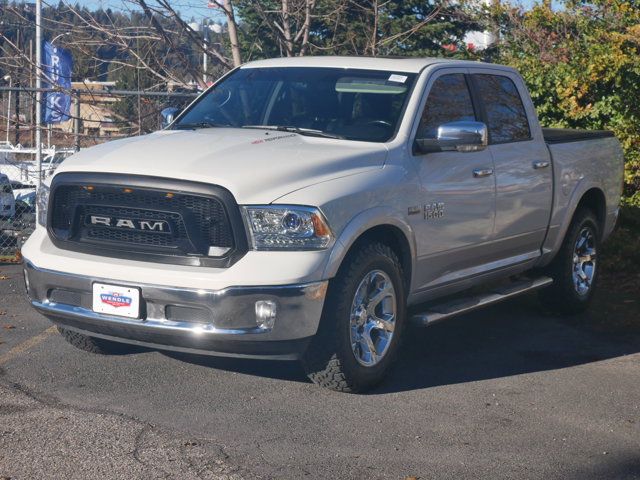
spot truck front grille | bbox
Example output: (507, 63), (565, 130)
(48, 173), (247, 268)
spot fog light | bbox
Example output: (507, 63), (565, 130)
(255, 300), (277, 330)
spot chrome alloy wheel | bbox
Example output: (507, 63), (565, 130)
(349, 270), (397, 367)
(572, 227), (597, 296)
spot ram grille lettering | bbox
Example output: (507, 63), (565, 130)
(87, 215), (171, 233)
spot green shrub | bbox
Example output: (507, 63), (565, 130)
(494, 1), (640, 206)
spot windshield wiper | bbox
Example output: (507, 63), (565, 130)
(242, 125), (344, 139)
(175, 121), (227, 130)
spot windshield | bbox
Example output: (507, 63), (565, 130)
(175, 67), (417, 142)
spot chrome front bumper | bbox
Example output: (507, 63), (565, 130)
(24, 260), (327, 360)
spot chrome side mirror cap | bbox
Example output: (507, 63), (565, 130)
(415, 121), (488, 154)
(161, 107), (180, 129)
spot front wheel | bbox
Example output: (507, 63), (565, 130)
(57, 326), (141, 355)
(302, 242), (406, 393)
(539, 208), (600, 315)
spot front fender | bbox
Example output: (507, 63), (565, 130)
(322, 207), (417, 281)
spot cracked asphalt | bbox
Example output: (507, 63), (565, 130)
(1, 262), (639, 479)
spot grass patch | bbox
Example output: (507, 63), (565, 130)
(599, 205), (640, 294)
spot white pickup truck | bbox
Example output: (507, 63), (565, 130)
(23, 57), (623, 392)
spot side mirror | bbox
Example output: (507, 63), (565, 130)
(161, 107), (180, 129)
(415, 121), (488, 154)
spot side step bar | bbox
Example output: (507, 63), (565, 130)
(410, 276), (553, 326)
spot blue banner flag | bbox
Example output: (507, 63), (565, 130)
(43, 41), (73, 124)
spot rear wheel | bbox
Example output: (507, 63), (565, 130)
(302, 242), (406, 393)
(539, 208), (600, 315)
(57, 326), (140, 355)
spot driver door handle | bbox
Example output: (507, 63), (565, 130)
(473, 168), (494, 178)
(533, 160), (550, 169)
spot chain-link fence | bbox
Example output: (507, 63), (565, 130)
(0, 207), (34, 263)
(0, 86), (198, 264)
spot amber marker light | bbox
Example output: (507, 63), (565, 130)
(311, 212), (332, 237)
(123, 188), (133, 193)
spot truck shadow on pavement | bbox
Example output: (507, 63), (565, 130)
(161, 291), (640, 395)
(566, 456), (640, 480)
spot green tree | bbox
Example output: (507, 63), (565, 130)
(493, 0), (640, 205)
(235, 0), (480, 59)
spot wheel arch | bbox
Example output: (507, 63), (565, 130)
(323, 209), (416, 294)
(575, 187), (607, 237)
(540, 181), (608, 268)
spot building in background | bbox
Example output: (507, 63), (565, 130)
(53, 81), (130, 139)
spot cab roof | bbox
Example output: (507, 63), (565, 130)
(241, 56), (512, 74)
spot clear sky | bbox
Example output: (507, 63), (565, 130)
(69, 0), (541, 21)
(68, 0), (226, 21)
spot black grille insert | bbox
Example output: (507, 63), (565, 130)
(48, 173), (248, 268)
(165, 305), (213, 324)
(49, 288), (85, 307)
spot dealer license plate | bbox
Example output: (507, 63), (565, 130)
(92, 283), (141, 319)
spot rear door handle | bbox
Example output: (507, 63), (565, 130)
(473, 168), (494, 178)
(533, 160), (550, 169)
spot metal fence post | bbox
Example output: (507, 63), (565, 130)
(74, 93), (80, 152)
(15, 86), (20, 145)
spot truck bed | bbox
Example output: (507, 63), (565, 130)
(542, 128), (614, 144)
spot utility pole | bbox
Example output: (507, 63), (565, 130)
(203, 20), (208, 85)
(189, 21), (210, 86)
(29, 40), (34, 148)
(3, 75), (11, 145)
(35, 0), (42, 187)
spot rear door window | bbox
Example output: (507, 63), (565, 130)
(472, 74), (530, 144)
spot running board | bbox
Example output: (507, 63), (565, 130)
(410, 276), (553, 326)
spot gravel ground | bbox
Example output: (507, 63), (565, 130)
(0, 263), (639, 479)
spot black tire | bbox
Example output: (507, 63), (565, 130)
(538, 208), (600, 315)
(57, 326), (140, 355)
(302, 242), (406, 393)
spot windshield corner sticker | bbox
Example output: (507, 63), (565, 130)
(388, 74), (408, 84)
(251, 133), (297, 145)
(100, 292), (132, 308)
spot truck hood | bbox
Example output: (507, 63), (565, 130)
(56, 128), (388, 204)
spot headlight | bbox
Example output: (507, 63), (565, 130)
(243, 205), (333, 250)
(36, 184), (50, 227)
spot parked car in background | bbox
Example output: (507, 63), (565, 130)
(10, 180), (36, 202)
(15, 190), (36, 218)
(23, 57), (624, 392)
(0, 150), (72, 188)
(42, 152), (71, 177)
(0, 174), (15, 219)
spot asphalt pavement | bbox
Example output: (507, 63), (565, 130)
(0, 263), (639, 479)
